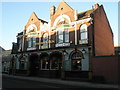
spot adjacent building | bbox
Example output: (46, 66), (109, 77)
(9, 1), (115, 80)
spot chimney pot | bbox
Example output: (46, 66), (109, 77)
(94, 3), (99, 9)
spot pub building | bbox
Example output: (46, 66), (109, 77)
(10, 1), (114, 80)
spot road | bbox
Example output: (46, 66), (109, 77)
(2, 76), (87, 89)
(2, 75), (119, 90)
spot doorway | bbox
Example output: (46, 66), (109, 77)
(29, 54), (39, 76)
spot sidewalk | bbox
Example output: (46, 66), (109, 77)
(2, 74), (119, 89)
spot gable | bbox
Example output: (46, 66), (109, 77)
(54, 1), (73, 16)
(26, 12), (40, 25)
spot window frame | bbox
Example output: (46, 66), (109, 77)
(42, 33), (49, 49)
(80, 24), (88, 40)
(56, 25), (69, 44)
(40, 56), (49, 70)
(71, 51), (84, 71)
(28, 37), (36, 48)
(50, 57), (59, 70)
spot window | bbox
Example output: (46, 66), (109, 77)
(42, 33), (49, 49)
(28, 37), (36, 48)
(56, 26), (69, 43)
(80, 24), (87, 40)
(80, 24), (88, 44)
(71, 51), (84, 71)
(18, 38), (22, 51)
(19, 58), (25, 70)
(41, 57), (49, 70)
(64, 28), (69, 42)
(50, 57), (59, 70)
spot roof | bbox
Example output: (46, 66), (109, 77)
(39, 19), (48, 24)
(32, 12), (48, 23)
(0, 50), (11, 55)
(0, 46), (5, 53)
(77, 9), (94, 20)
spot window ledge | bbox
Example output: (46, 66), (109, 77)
(27, 47), (36, 51)
(79, 39), (88, 44)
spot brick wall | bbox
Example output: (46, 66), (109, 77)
(91, 55), (120, 83)
(94, 5), (115, 56)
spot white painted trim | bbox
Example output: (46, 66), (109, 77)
(53, 14), (71, 27)
(26, 24), (37, 34)
(75, 22), (77, 45)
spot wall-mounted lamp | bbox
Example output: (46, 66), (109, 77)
(82, 49), (86, 54)
(63, 50), (68, 55)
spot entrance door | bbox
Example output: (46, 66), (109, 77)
(29, 54), (39, 76)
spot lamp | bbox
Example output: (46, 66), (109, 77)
(82, 49), (86, 54)
(63, 50), (68, 55)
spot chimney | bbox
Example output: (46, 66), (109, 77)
(94, 3), (99, 9)
(50, 6), (56, 16)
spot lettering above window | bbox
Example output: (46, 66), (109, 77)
(79, 24), (88, 44)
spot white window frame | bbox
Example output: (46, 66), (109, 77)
(42, 33), (49, 49)
(80, 24), (88, 44)
(56, 26), (69, 44)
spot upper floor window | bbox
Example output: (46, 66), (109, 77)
(18, 38), (22, 51)
(56, 26), (69, 44)
(42, 33), (49, 49)
(28, 37), (36, 48)
(80, 24), (88, 44)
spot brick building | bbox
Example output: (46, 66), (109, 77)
(9, 1), (115, 80)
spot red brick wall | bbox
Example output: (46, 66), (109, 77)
(94, 5), (115, 56)
(91, 55), (120, 83)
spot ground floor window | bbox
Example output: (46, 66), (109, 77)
(40, 52), (62, 70)
(40, 53), (49, 70)
(41, 59), (49, 70)
(71, 50), (84, 71)
(50, 57), (59, 70)
(19, 57), (25, 70)
(72, 60), (81, 70)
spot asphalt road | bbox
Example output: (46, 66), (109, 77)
(2, 75), (119, 90)
(2, 76), (87, 89)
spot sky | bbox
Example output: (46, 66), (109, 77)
(0, 0), (119, 50)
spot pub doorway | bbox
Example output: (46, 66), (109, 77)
(29, 54), (39, 76)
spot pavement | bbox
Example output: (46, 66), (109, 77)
(2, 74), (120, 89)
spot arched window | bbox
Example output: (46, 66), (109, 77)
(42, 33), (49, 49)
(80, 24), (88, 44)
(56, 18), (69, 44)
(71, 51), (84, 71)
(27, 25), (37, 49)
